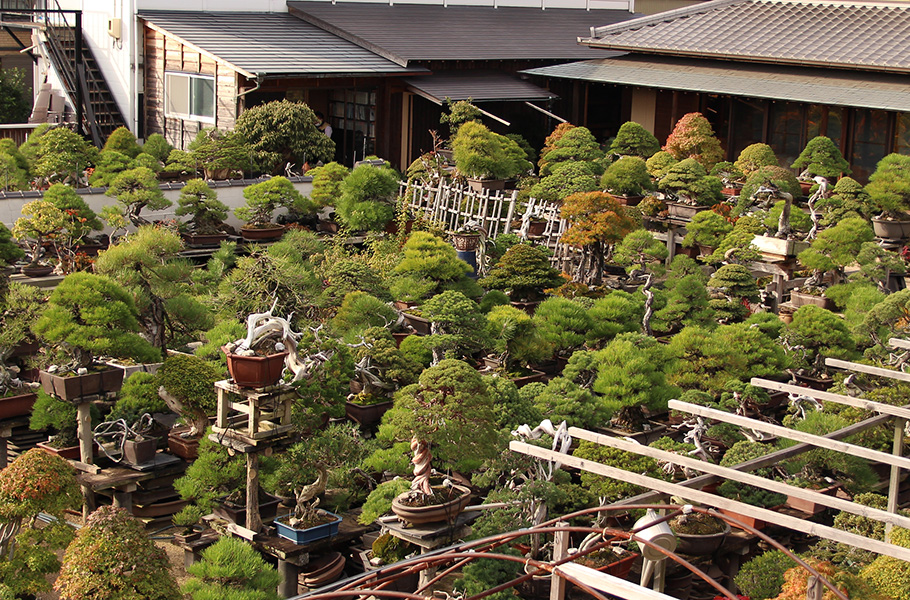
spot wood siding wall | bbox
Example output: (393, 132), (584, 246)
(144, 25), (239, 149)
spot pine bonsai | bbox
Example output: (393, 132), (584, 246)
(11, 199), (66, 267)
(336, 163), (400, 231)
(609, 121), (660, 158)
(183, 536), (281, 600)
(421, 290), (486, 363)
(43, 183), (103, 243)
(645, 150), (678, 179)
(55, 506), (180, 600)
(481, 243), (564, 302)
(791, 136), (851, 179)
(103, 126), (142, 158)
(32, 127), (97, 186)
(658, 158), (723, 206)
(484, 304), (552, 373)
(783, 305), (857, 374)
(734, 143), (778, 175)
(235, 175), (309, 228)
(235, 100), (334, 174)
(308, 161), (349, 208)
(529, 160), (600, 202)
(141, 133), (172, 163)
(88, 149), (133, 187)
(175, 179), (229, 235)
(865, 153), (910, 219)
(682, 209), (733, 249)
(390, 231), (474, 303)
(798, 217), (874, 285)
(532, 296), (592, 358)
(157, 353), (219, 437)
(452, 121), (531, 181)
(104, 166), (170, 227)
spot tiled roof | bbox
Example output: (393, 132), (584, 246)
(580, 0), (910, 73)
(403, 72), (557, 103)
(287, 1), (635, 66)
(139, 11), (427, 77)
(523, 55), (910, 111)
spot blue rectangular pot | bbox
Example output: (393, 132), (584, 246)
(275, 510), (341, 544)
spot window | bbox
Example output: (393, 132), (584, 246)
(165, 73), (215, 122)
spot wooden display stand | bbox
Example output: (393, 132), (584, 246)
(378, 513), (474, 587)
(211, 380), (295, 446)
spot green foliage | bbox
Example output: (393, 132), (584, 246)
(158, 353), (219, 420)
(108, 372), (168, 424)
(739, 165), (802, 206)
(593, 333), (678, 418)
(103, 126), (141, 158)
(529, 160), (599, 202)
(32, 272), (160, 368)
(235, 176), (309, 226)
(379, 359), (498, 471)
(532, 376), (601, 429)
(29, 389), (77, 438)
(235, 100), (334, 174)
(105, 167), (170, 225)
(609, 121), (660, 158)
(658, 158), (722, 206)
(812, 493), (897, 570)
(866, 153), (910, 217)
(331, 291), (397, 338)
(763, 200), (812, 233)
(399, 334), (432, 369)
(505, 133), (536, 165)
(452, 121), (532, 180)
(94, 225), (213, 348)
(646, 150), (678, 179)
(586, 290), (644, 347)
(481, 243), (563, 301)
(141, 133), (172, 163)
(663, 112), (724, 170)
(538, 126), (604, 177)
(860, 287), (910, 344)
(422, 290), (486, 360)
(440, 99), (482, 136)
(709, 161), (744, 182)
(33, 127), (97, 184)
(195, 319), (245, 368)
(390, 232), (472, 302)
(816, 176), (870, 225)
(183, 536), (280, 600)
(600, 156), (654, 196)
(18, 123), (50, 168)
(0, 68), (30, 124)
(309, 161), (349, 208)
(791, 136), (851, 178)
(133, 152), (161, 173)
(614, 229), (668, 276)
(43, 183), (103, 240)
(176, 179), (228, 234)
(734, 143), (778, 175)
(290, 336), (353, 430)
(484, 374), (540, 430)
(174, 433), (244, 513)
(532, 296), (591, 356)
(0, 518), (74, 599)
(322, 257), (390, 306)
(784, 305), (856, 372)
(479, 289), (511, 313)
(55, 506), (179, 600)
(734, 550), (793, 600)
(708, 263), (759, 301)
(654, 272), (714, 334)
(717, 440), (787, 507)
(799, 217), (874, 275)
(0, 151), (28, 191)
(485, 304), (552, 370)
(12, 199), (65, 265)
(0, 282), (43, 363)
(862, 527), (910, 600)
(358, 478), (411, 524)
(455, 551), (522, 600)
(682, 210), (732, 248)
(336, 164), (400, 231)
(573, 440), (669, 501)
(372, 532), (413, 563)
(705, 215), (764, 265)
(167, 129), (250, 178)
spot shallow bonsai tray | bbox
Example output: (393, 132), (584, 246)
(275, 510), (342, 544)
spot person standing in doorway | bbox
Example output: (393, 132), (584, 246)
(315, 111), (333, 138)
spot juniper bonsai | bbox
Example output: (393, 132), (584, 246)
(609, 121), (660, 158)
(481, 243), (564, 301)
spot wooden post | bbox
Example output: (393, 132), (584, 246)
(278, 558), (299, 598)
(550, 522), (569, 600)
(246, 451), (262, 534)
(887, 418), (906, 541)
(113, 489), (132, 512)
(77, 401), (95, 520)
(807, 575), (823, 600)
(665, 225), (676, 264)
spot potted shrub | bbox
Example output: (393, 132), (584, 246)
(538, 125), (604, 177)
(182, 537), (281, 599)
(43, 183), (105, 253)
(421, 290), (486, 364)
(221, 305), (295, 388)
(668, 511), (730, 555)
(815, 176), (870, 226)
(11, 199), (66, 277)
(528, 160), (600, 202)
(379, 359), (497, 525)
(600, 156), (654, 205)
(175, 178), (229, 246)
(335, 162), (400, 232)
(682, 209), (733, 253)
(663, 112), (724, 171)
(609, 121), (660, 159)
(54, 506), (180, 600)
(31, 126), (98, 187)
(157, 353), (220, 459)
(309, 161), (349, 231)
(452, 121), (532, 191)
(658, 158), (723, 219)
(480, 243), (564, 305)
(32, 272), (161, 402)
(235, 176), (309, 240)
(389, 231), (478, 305)
(797, 217), (874, 296)
(791, 136), (851, 193)
(234, 100), (335, 175)
(104, 167), (171, 227)
(710, 161), (745, 195)
(783, 305), (856, 380)
(484, 304), (552, 381)
(646, 150), (678, 180)
(734, 550), (792, 600)
(0, 282), (44, 419)
(531, 296), (592, 363)
(866, 153), (910, 239)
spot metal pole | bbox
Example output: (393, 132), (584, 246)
(74, 10), (83, 137)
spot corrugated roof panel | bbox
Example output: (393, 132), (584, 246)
(524, 55), (910, 112)
(139, 11), (426, 76)
(580, 0), (910, 73)
(287, 1), (637, 64)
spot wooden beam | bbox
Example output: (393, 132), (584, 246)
(889, 338), (910, 350)
(554, 563), (679, 600)
(668, 400), (910, 471)
(751, 378), (910, 420)
(510, 441), (910, 563)
(825, 358), (910, 383)
(568, 428), (910, 532)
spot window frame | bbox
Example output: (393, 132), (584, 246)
(164, 72), (216, 123)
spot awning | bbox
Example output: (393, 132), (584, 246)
(523, 55), (910, 112)
(403, 72), (558, 105)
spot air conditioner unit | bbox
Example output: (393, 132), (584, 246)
(107, 18), (121, 39)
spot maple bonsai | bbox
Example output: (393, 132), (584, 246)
(560, 191), (638, 286)
(663, 112), (724, 171)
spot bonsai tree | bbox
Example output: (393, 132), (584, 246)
(734, 551), (793, 600)
(104, 166), (171, 227)
(739, 165), (802, 206)
(175, 179), (229, 235)
(614, 229), (669, 278)
(609, 121), (660, 158)
(234, 100), (335, 174)
(707, 264), (759, 322)
(309, 161), (349, 208)
(351, 326), (422, 398)
(663, 112), (724, 171)
(537, 122), (575, 172)
(480, 243), (564, 302)
(32, 272), (161, 372)
(0, 448), (79, 598)
(336, 163), (400, 231)
(654, 260), (714, 333)
(182, 537), (280, 600)
(791, 136), (851, 180)
(815, 176), (870, 225)
(173, 434), (244, 516)
(532, 296), (592, 359)
(55, 506), (180, 600)
(537, 125), (604, 177)
(141, 133), (172, 163)
(390, 231), (476, 303)
(865, 153), (910, 219)
(94, 226), (214, 349)
(235, 175), (309, 228)
(330, 291), (398, 341)
(379, 359), (497, 497)
(600, 156), (654, 197)
(659, 157), (723, 206)
(181, 128), (251, 179)
(452, 121), (531, 181)
(103, 126), (141, 158)
(783, 305), (857, 375)
(157, 353), (220, 437)
(798, 217), (874, 286)
(440, 99), (482, 138)
(646, 150), (678, 179)
(529, 161), (600, 202)
(734, 143), (779, 176)
(0, 149), (29, 191)
(560, 191), (638, 285)
(107, 371), (168, 424)
(89, 149), (134, 187)
(709, 161), (745, 187)
(43, 183), (103, 245)
(0, 282), (44, 397)
(682, 209), (733, 249)
(31, 127), (97, 186)
(484, 304), (552, 373)
(705, 215), (764, 265)
(421, 290), (486, 363)
(11, 199), (66, 267)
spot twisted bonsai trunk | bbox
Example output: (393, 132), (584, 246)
(410, 437), (433, 496)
